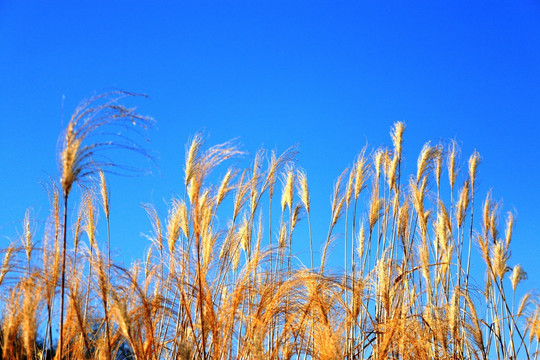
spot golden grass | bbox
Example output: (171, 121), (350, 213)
(0, 94), (537, 359)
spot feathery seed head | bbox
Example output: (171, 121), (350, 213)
(368, 193), (383, 231)
(531, 311), (540, 344)
(291, 204), (302, 231)
(510, 264), (527, 291)
(296, 169), (310, 213)
(387, 156), (398, 191)
(477, 234), (491, 269)
(233, 171), (249, 219)
(99, 169), (109, 219)
(166, 199), (184, 254)
(518, 293), (531, 318)
(397, 197), (410, 240)
(468, 150), (481, 190)
(179, 200), (189, 240)
(250, 150), (264, 209)
(434, 144), (443, 190)
(391, 190), (400, 218)
(73, 203), (84, 252)
(505, 211), (514, 248)
(357, 225), (365, 259)
(22, 209), (33, 265)
(193, 139), (243, 200)
(481, 193), (500, 242)
(280, 165), (295, 212)
(391, 121), (405, 159)
(187, 177), (199, 205)
(374, 149), (384, 180)
(529, 307), (540, 342)
(185, 133), (203, 188)
(482, 192), (493, 237)
(447, 140), (459, 190)
(491, 239), (510, 280)
(456, 180), (470, 229)
(278, 222), (287, 249)
(329, 168), (348, 230)
(419, 239), (430, 284)
(216, 169), (234, 207)
(448, 287), (460, 338)
(61, 122), (81, 196)
(332, 196), (346, 228)
(434, 202), (451, 254)
(268, 151), (278, 198)
(410, 176), (427, 219)
(354, 149), (369, 200)
(382, 150), (392, 186)
(0, 247), (15, 287)
(238, 214), (250, 254)
(416, 142), (440, 184)
(232, 239), (241, 272)
(59, 92), (153, 198)
(346, 165), (355, 206)
(83, 191), (97, 248)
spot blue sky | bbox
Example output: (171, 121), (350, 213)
(1, 1), (539, 298)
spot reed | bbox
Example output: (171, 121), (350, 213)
(0, 94), (536, 359)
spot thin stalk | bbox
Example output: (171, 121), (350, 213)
(307, 211), (313, 269)
(104, 215), (112, 360)
(58, 194), (68, 359)
(196, 232), (207, 360)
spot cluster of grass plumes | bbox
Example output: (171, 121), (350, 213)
(0, 96), (539, 360)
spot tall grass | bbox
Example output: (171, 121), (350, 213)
(0, 95), (538, 359)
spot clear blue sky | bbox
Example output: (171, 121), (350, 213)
(1, 1), (539, 297)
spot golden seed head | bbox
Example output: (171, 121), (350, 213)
(398, 197), (410, 239)
(391, 121), (406, 158)
(166, 198), (184, 254)
(468, 150), (481, 189)
(281, 165), (295, 212)
(374, 149), (384, 180)
(83, 191), (97, 249)
(447, 140), (459, 190)
(23, 210), (32, 264)
(491, 240), (509, 280)
(216, 169), (234, 207)
(74, 204), (84, 252)
(59, 92), (153, 199)
(354, 149), (369, 200)
(99, 170), (109, 219)
(510, 264), (527, 291)
(505, 211), (514, 248)
(448, 288), (460, 337)
(346, 165), (355, 206)
(434, 144), (443, 189)
(238, 214), (250, 254)
(416, 142), (440, 184)
(368, 194), (383, 231)
(456, 180), (470, 229)
(185, 133), (203, 187)
(434, 202), (451, 254)
(357, 225), (365, 259)
(278, 222), (287, 249)
(296, 169), (310, 213)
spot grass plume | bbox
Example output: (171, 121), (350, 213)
(0, 99), (536, 360)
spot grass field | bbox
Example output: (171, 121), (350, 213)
(1, 92), (538, 359)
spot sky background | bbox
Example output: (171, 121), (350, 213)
(1, 1), (539, 300)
